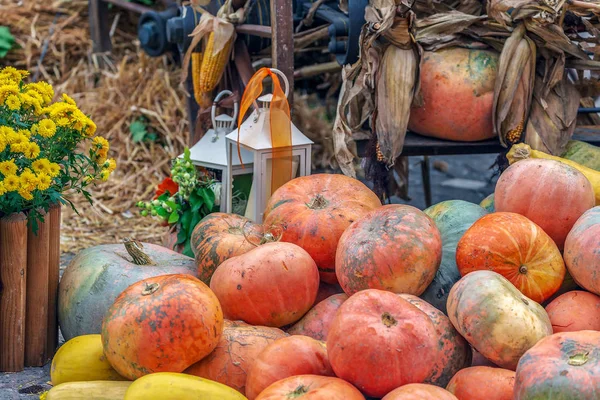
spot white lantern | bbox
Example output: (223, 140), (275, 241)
(225, 69), (313, 223)
(184, 90), (253, 209)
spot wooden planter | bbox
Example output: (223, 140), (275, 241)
(0, 205), (61, 371)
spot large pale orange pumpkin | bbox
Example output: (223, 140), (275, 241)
(245, 336), (334, 400)
(446, 366), (515, 400)
(408, 47), (498, 141)
(456, 212), (566, 304)
(495, 158), (595, 250)
(399, 295), (471, 387)
(184, 320), (287, 395)
(263, 174), (381, 284)
(383, 384), (458, 400)
(564, 206), (600, 295)
(327, 289), (439, 397)
(210, 242), (320, 327)
(335, 205), (442, 296)
(101, 274), (223, 380)
(287, 293), (348, 341)
(190, 213), (265, 284)
(545, 291), (600, 333)
(255, 375), (364, 400)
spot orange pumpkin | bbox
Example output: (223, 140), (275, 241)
(545, 291), (600, 333)
(327, 289), (438, 397)
(514, 331), (600, 399)
(255, 375), (364, 400)
(399, 295), (471, 387)
(190, 213), (265, 284)
(564, 206), (600, 295)
(408, 47), (498, 142)
(245, 336), (334, 400)
(495, 158), (595, 250)
(456, 212), (565, 303)
(101, 274), (223, 380)
(287, 294), (348, 341)
(210, 242), (320, 327)
(383, 384), (458, 400)
(184, 320), (287, 395)
(335, 205), (442, 296)
(446, 366), (515, 400)
(263, 174), (381, 284)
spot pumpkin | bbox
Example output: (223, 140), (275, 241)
(446, 366), (515, 400)
(123, 372), (247, 400)
(184, 320), (287, 395)
(314, 281), (344, 306)
(101, 274), (223, 380)
(480, 194), (495, 212)
(255, 375), (364, 400)
(51, 335), (127, 385)
(495, 158), (595, 250)
(190, 213), (265, 284)
(564, 206), (600, 295)
(43, 381), (132, 400)
(422, 200), (488, 314)
(210, 242), (320, 327)
(382, 384), (458, 400)
(245, 336), (334, 400)
(456, 212), (566, 304)
(514, 331), (600, 399)
(408, 47), (498, 142)
(58, 240), (197, 341)
(447, 271), (553, 370)
(287, 294), (348, 341)
(561, 140), (600, 171)
(399, 294), (471, 387)
(543, 269), (580, 306)
(335, 205), (442, 296)
(545, 291), (600, 333)
(327, 289), (438, 397)
(263, 174), (382, 284)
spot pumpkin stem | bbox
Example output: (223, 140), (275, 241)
(288, 385), (309, 398)
(381, 312), (398, 328)
(123, 238), (156, 265)
(242, 220), (283, 247)
(506, 143), (532, 165)
(568, 352), (590, 366)
(142, 282), (160, 296)
(306, 194), (329, 210)
(519, 265), (528, 274)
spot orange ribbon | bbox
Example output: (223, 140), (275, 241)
(237, 68), (293, 198)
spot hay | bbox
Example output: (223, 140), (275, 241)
(2, 1), (188, 253)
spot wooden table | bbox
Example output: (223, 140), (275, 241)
(356, 126), (600, 207)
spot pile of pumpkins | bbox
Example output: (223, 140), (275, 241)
(48, 145), (600, 400)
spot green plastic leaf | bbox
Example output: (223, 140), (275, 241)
(0, 26), (15, 58)
(129, 119), (148, 143)
(168, 211), (179, 224)
(180, 210), (192, 232)
(200, 188), (215, 212)
(190, 190), (204, 213)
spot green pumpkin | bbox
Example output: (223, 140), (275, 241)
(422, 200), (487, 314)
(479, 193), (495, 212)
(561, 140), (600, 171)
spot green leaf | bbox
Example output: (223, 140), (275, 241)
(190, 190), (204, 212)
(200, 188), (215, 211)
(0, 26), (15, 58)
(156, 207), (168, 218)
(129, 119), (148, 143)
(168, 211), (179, 224)
(165, 200), (178, 210)
(180, 210), (192, 233)
(177, 225), (188, 245)
(190, 213), (202, 234)
(182, 240), (194, 258)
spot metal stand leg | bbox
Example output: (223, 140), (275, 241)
(421, 155), (432, 208)
(89, 0), (112, 54)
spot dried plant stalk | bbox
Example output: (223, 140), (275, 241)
(493, 24), (536, 147)
(375, 45), (418, 166)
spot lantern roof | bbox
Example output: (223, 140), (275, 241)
(186, 124), (254, 167)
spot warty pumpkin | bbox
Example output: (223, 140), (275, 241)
(564, 206), (600, 296)
(287, 293), (348, 341)
(255, 375), (364, 400)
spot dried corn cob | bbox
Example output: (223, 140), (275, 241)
(198, 31), (234, 94)
(191, 52), (205, 107)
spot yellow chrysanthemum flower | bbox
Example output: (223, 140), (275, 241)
(0, 125), (16, 140)
(36, 173), (52, 191)
(24, 82), (54, 105)
(32, 159), (51, 174)
(20, 169), (38, 191)
(18, 129), (31, 138)
(5, 94), (21, 110)
(55, 117), (70, 127)
(62, 93), (77, 106)
(3, 175), (19, 191)
(48, 162), (61, 177)
(82, 175), (93, 184)
(18, 188), (33, 201)
(0, 84), (20, 102)
(100, 169), (111, 182)
(105, 158), (117, 173)
(10, 143), (24, 153)
(0, 160), (18, 176)
(23, 142), (40, 159)
(0, 67), (29, 84)
(0, 136), (6, 152)
(84, 119), (97, 137)
(37, 119), (57, 138)
(0, 182), (6, 196)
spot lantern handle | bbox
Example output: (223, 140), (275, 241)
(211, 90), (239, 131)
(268, 68), (290, 99)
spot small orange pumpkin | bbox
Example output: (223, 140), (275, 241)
(383, 384), (458, 400)
(446, 366), (515, 400)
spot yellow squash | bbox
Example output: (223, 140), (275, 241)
(41, 381), (131, 400)
(51, 334), (127, 385)
(507, 143), (600, 205)
(124, 372), (247, 400)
